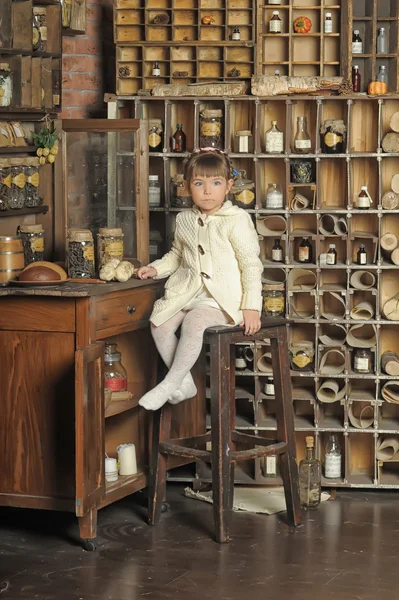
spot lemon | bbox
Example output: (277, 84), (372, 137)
(39, 156), (46, 165)
(47, 154), (55, 164)
(42, 147), (50, 157)
(36, 148), (43, 157)
(50, 145), (58, 156)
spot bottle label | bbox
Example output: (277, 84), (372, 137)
(83, 245), (95, 261)
(269, 20), (282, 33)
(266, 192), (283, 208)
(272, 248), (283, 261)
(235, 189), (255, 205)
(325, 454), (341, 478)
(152, 68), (160, 76)
(357, 195), (370, 208)
(149, 132), (162, 148)
(359, 253), (367, 265)
(235, 358), (246, 369)
(1, 174), (11, 188)
(105, 377), (127, 392)
(268, 0), (281, 4)
(352, 41), (363, 53)
(201, 122), (222, 137)
(149, 187), (161, 206)
(31, 237), (44, 252)
(105, 241), (124, 257)
(264, 296), (285, 312)
(232, 33), (240, 40)
(265, 382), (275, 395)
(292, 353), (311, 369)
(12, 173), (26, 188)
(354, 356), (370, 371)
(40, 26), (47, 41)
(265, 131), (284, 153)
(298, 246), (310, 261)
(325, 132), (342, 148)
(326, 252), (336, 265)
(266, 456), (277, 475)
(295, 139), (311, 150)
(324, 21), (333, 33)
(27, 173), (40, 187)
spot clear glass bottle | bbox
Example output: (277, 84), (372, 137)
(152, 61), (160, 77)
(262, 283), (285, 316)
(324, 12), (332, 33)
(234, 130), (253, 153)
(324, 434), (342, 479)
(269, 10), (282, 33)
(294, 116), (312, 153)
(272, 238), (283, 262)
(149, 175), (161, 207)
(377, 65), (388, 85)
(231, 170), (255, 209)
(104, 343), (128, 392)
(18, 224), (44, 264)
(298, 237), (312, 263)
(232, 26), (240, 40)
(352, 29), (363, 54)
(326, 243), (337, 265)
(266, 183), (283, 209)
(354, 348), (373, 374)
(261, 449), (278, 478)
(356, 185), (371, 209)
(299, 436), (321, 509)
(352, 65), (361, 92)
(357, 243), (367, 265)
(97, 228), (124, 269)
(172, 124), (186, 153)
(377, 27), (387, 54)
(265, 120), (284, 154)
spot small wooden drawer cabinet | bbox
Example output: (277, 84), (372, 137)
(0, 279), (205, 549)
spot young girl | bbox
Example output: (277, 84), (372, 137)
(137, 150), (263, 411)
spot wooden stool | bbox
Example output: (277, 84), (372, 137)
(148, 318), (301, 543)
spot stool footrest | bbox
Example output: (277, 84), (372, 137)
(232, 431), (286, 450)
(159, 432), (212, 462)
(232, 441), (287, 462)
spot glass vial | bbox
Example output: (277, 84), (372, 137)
(324, 12), (332, 33)
(299, 436), (321, 509)
(272, 238), (283, 262)
(326, 244), (337, 265)
(149, 175), (161, 207)
(377, 27), (387, 54)
(232, 26), (240, 40)
(152, 62), (160, 77)
(298, 237), (312, 263)
(266, 183), (283, 209)
(269, 11), (282, 33)
(352, 29), (363, 54)
(356, 185), (371, 209)
(325, 434), (342, 479)
(357, 244), (367, 265)
(294, 116), (311, 153)
(265, 120), (284, 153)
(377, 65), (388, 85)
(352, 65), (361, 92)
(172, 124), (186, 153)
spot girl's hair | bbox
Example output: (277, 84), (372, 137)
(183, 150), (232, 186)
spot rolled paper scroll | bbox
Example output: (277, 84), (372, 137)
(346, 324), (376, 348)
(350, 270), (376, 290)
(257, 352), (273, 373)
(350, 301), (374, 321)
(319, 349), (346, 375)
(376, 437), (399, 461)
(348, 402), (374, 429)
(290, 193), (310, 211)
(256, 216), (287, 237)
(319, 214), (348, 236)
(320, 291), (346, 320)
(381, 381), (399, 404)
(319, 323), (347, 346)
(262, 267), (286, 284)
(382, 293), (399, 321)
(317, 379), (346, 403)
(287, 269), (316, 291)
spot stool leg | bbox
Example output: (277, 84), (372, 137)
(210, 334), (233, 543)
(271, 330), (302, 527)
(148, 404), (172, 526)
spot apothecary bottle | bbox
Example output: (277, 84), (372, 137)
(97, 228), (124, 269)
(67, 229), (95, 279)
(234, 130), (253, 154)
(148, 120), (163, 152)
(149, 175), (161, 207)
(9, 158), (26, 209)
(354, 348), (372, 374)
(352, 29), (363, 54)
(352, 65), (361, 93)
(200, 109), (223, 149)
(104, 343), (128, 392)
(18, 224), (44, 264)
(152, 62), (160, 77)
(298, 237), (312, 263)
(356, 185), (371, 209)
(172, 124), (186, 153)
(264, 377), (275, 396)
(269, 11), (282, 33)
(377, 65), (388, 85)
(0, 159), (11, 210)
(232, 26), (240, 40)
(326, 244), (337, 265)
(268, 0), (281, 4)
(324, 434), (342, 479)
(261, 448), (278, 478)
(377, 27), (387, 54)
(262, 283), (285, 316)
(324, 12), (332, 33)
(357, 243), (367, 265)
(294, 116), (311, 153)
(171, 174), (192, 208)
(266, 183), (283, 209)
(265, 120), (284, 154)
(25, 157), (41, 207)
(299, 436), (321, 509)
(271, 238), (283, 263)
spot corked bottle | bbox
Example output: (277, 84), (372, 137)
(97, 228), (124, 269)
(17, 224), (44, 264)
(67, 229), (95, 279)
(199, 109), (223, 149)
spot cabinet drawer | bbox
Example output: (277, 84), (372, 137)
(95, 288), (157, 336)
(0, 297), (75, 332)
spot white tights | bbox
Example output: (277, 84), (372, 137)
(139, 306), (229, 411)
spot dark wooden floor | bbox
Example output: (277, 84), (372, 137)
(1, 485), (398, 599)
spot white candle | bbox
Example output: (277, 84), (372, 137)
(105, 457), (118, 482)
(117, 443), (137, 476)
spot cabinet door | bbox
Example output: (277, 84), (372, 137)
(75, 342), (105, 516)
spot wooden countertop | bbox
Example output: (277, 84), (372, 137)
(0, 278), (160, 298)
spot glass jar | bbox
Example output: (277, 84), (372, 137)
(17, 224), (44, 264)
(289, 341), (314, 371)
(320, 119), (346, 154)
(33, 7), (47, 52)
(231, 170), (255, 209)
(25, 157), (41, 207)
(0, 63), (12, 107)
(265, 120), (284, 154)
(353, 348), (373, 374)
(290, 159), (315, 184)
(67, 228), (95, 278)
(148, 118), (163, 152)
(9, 158), (26, 209)
(97, 228), (124, 269)
(171, 174), (192, 208)
(262, 283), (285, 316)
(199, 109), (223, 149)
(104, 343), (128, 392)
(149, 175), (161, 207)
(234, 130), (253, 154)
(266, 183), (283, 209)
(0, 159), (11, 210)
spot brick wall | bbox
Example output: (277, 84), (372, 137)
(61, 0), (114, 119)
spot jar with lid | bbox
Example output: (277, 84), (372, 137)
(149, 175), (161, 207)
(199, 109), (224, 149)
(17, 224), (44, 264)
(234, 130), (253, 154)
(231, 170), (255, 209)
(353, 348), (373, 374)
(25, 157), (41, 207)
(0, 159), (11, 210)
(171, 174), (192, 208)
(9, 158), (26, 209)
(33, 7), (47, 52)
(104, 343), (128, 392)
(97, 228), (124, 269)
(266, 183), (283, 209)
(67, 228), (95, 278)
(320, 119), (346, 154)
(0, 63), (12, 107)
(262, 283), (285, 316)
(289, 341), (314, 371)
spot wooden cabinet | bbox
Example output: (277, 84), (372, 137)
(0, 280), (205, 548)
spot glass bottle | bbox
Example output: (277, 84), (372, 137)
(298, 237), (312, 263)
(172, 124), (186, 153)
(234, 130), (252, 153)
(324, 12), (332, 34)
(269, 11), (282, 33)
(152, 61), (160, 77)
(149, 175), (161, 207)
(268, 0), (282, 4)
(294, 116), (311, 153)
(274, 69), (280, 76)
(261, 449), (278, 478)
(232, 26), (240, 40)
(357, 244), (367, 265)
(324, 434), (342, 479)
(299, 436), (321, 509)
(377, 65), (388, 85)
(266, 183), (283, 209)
(104, 343), (128, 392)
(265, 376), (275, 396)
(356, 185), (371, 209)
(272, 238), (283, 262)
(148, 122), (163, 152)
(352, 29), (363, 54)
(33, 7), (47, 52)
(354, 348), (372, 374)
(352, 65), (361, 93)
(235, 346), (247, 371)
(377, 27), (387, 54)
(18, 224), (44, 264)
(265, 120), (284, 153)
(326, 243), (337, 265)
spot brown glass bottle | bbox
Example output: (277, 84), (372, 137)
(172, 124), (186, 153)
(298, 237), (313, 263)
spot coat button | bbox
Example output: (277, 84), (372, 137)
(198, 245), (205, 255)
(200, 272), (210, 279)
(198, 218), (204, 226)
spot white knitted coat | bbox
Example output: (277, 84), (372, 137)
(149, 201), (263, 326)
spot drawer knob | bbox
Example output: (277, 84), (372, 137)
(126, 305), (136, 315)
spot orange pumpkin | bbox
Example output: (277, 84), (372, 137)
(368, 81), (388, 95)
(202, 15), (215, 25)
(293, 16), (312, 34)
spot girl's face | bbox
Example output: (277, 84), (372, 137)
(188, 174), (233, 215)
